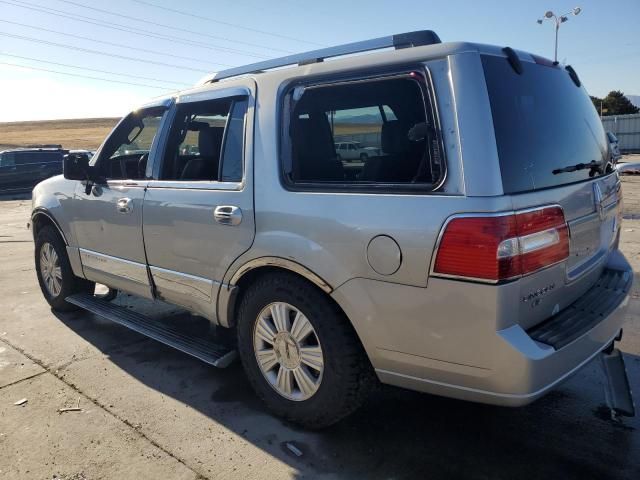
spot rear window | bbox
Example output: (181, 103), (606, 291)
(14, 151), (63, 165)
(482, 55), (609, 194)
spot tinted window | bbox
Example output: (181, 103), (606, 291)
(283, 73), (444, 189)
(220, 98), (248, 182)
(0, 152), (15, 167)
(14, 152), (42, 165)
(19, 151), (63, 164)
(482, 55), (609, 194)
(161, 96), (247, 182)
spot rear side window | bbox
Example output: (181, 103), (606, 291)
(24, 152), (63, 164)
(482, 55), (609, 194)
(161, 96), (248, 182)
(14, 153), (31, 165)
(281, 71), (445, 191)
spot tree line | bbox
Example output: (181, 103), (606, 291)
(590, 91), (639, 116)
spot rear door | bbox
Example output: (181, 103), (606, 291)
(12, 152), (36, 188)
(142, 83), (255, 321)
(481, 53), (621, 328)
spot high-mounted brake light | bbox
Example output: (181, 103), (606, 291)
(531, 53), (556, 67)
(433, 206), (569, 282)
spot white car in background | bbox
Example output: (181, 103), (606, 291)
(334, 141), (379, 161)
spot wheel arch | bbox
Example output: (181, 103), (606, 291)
(219, 257), (334, 328)
(31, 208), (68, 245)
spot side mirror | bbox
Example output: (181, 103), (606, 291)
(63, 153), (90, 181)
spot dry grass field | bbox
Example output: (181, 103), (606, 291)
(0, 117), (380, 153)
(0, 117), (120, 151)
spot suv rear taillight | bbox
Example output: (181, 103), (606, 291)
(433, 206), (569, 282)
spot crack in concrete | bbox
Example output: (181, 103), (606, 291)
(0, 336), (209, 480)
(0, 370), (47, 390)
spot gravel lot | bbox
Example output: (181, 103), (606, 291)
(1, 173), (639, 479)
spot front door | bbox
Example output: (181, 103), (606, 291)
(142, 84), (255, 320)
(71, 106), (169, 298)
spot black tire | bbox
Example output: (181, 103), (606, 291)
(236, 272), (377, 429)
(35, 225), (95, 311)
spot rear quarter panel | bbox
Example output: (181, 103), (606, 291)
(224, 54), (498, 290)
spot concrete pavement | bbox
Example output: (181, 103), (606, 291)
(0, 186), (639, 479)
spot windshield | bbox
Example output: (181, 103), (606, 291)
(482, 55), (609, 194)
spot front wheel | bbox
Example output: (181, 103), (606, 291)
(236, 272), (376, 429)
(35, 225), (95, 311)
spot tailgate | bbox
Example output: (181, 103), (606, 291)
(511, 174), (622, 329)
(481, 51), (622, 329)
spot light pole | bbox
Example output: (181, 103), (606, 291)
(537, 7), (582, 64)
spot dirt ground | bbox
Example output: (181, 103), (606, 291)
(1, 170), (639, 479)
(0, 118), (119, 151)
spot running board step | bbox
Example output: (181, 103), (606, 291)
(66, 293), (237, 368)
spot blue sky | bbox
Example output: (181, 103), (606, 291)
(0, 0), (638, 121)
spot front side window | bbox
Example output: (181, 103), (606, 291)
(95, 107), (165, 180)
(282, 72), (444, 190)
(160, 96), (247, 182)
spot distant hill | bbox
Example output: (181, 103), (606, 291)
(627, 95), (640, 109)
(335, 114), (381, 124)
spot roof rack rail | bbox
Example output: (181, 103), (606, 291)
(206, 30), (441, 83)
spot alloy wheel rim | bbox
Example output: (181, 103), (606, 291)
(40, 242), (62, 298)
(253, 302), (324, 401)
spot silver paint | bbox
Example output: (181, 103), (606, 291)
(30, 42), (632, 408)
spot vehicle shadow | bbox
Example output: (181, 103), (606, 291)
(52, 303), (640, 480)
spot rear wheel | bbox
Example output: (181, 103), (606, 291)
(237, 272), (376, 429)
(35, 225), (94, 311)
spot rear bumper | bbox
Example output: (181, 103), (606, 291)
(332, 250), (632, 406)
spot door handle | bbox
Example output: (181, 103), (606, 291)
(214, 205), (242, 226)
(116, 197), (133, 214)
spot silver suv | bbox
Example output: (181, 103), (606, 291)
(30, 31), (632, 428)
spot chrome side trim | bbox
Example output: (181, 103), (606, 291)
(149, 266), (215, 302)
(31, 209), (68, 245)
(146, 180), (243, 191)
(79, 249), (149, 285)
(229, 257), (332, 294)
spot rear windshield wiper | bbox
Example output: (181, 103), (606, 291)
(552, 160), (602, 175)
